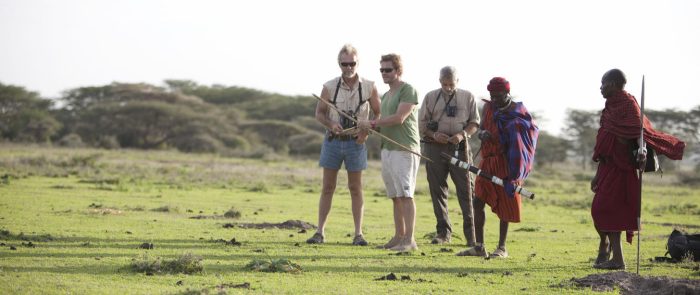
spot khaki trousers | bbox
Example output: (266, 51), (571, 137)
(423, 142), (476, 246)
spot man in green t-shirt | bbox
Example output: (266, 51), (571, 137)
(358, 53), (420, 252)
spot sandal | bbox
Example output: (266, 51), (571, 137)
(306, 232), (324, 244)
(593, 260), (625, 270)
(594, 251), (611, 266)
(389, 238), (418, 252)
(376, 236), (400, 249)
(352, 235), (368, 246)
(456, 246), (488, 257)
(489, 247), (508, 258)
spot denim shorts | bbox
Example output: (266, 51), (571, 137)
(319, 138), (367, 171)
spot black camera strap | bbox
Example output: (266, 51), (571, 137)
(333, 78), (365, 117)
(429, 91), (455, 123)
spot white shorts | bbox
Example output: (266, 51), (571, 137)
(381, 149), (420, 198)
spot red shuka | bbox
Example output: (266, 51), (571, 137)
(475, 101), (522, 223)
(591, 90), (685, 243)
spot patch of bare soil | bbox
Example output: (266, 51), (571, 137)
(223, 220), (317, 230)
(87, 208), (123, 215)
(189, 215), (226, 220)
(87, 203), (122, 215)
(571, 271), (700, 294)
(374, 273), (433, 283)
(212, 237), (241, 246)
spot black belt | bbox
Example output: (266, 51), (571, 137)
(327, 134), (357, 141)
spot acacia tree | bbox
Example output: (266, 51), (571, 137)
(563, 109), (599, 170)
(0, 82), (61, 142)
(646, 106), (700, 170)
(535, 131), (570, 168)
(60, 83), (243, 153)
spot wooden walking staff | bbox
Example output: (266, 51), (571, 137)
(312, 93), (433, 163)
(636, 75), (646, 275)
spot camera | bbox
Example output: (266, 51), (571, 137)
(446, 105), (457, 117)
(427, 120), (438, 132)
(339, 111), (357, 129)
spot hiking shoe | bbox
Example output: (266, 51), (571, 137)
(431, 233), (451, 244)
(306, 232), (324, 244)
(489, 247), (508, 258)
(456, 246), (488, 257)
(352, 235), (368, 246)
(593, 260), (625, 270)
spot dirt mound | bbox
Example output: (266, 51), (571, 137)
(571, 271), (700, 294)
(224, 220), (317, 230)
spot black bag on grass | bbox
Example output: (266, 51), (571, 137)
(666, 229), (700, 261)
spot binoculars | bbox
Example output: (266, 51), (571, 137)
(427, 120), (439, 132)
(339, 111), (357, 129)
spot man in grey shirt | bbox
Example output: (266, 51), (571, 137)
(418, 66), (480, 253)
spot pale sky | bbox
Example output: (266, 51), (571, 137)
(1, 0), (698, 135)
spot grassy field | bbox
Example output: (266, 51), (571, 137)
(0, 144), (698, 294)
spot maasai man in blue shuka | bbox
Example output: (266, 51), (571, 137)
(457, 77), (538, 259)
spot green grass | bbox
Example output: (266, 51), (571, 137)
(0, 144), (698, 294)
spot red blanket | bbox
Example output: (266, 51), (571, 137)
(592, 90), (685, 243)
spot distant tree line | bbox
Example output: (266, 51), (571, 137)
(1, 81), (698, 169)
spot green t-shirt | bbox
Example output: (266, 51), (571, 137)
(380, 82), (420, 152)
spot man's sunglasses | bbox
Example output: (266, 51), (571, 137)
(340, 62), (357, 67)
(379, 68), (394, 73)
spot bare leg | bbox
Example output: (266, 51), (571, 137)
(597, 230), (610, 253)
(379, 198), (403, 249)
(347, 171), (364, 237)
(402, 197), (417, 243)
(390, 197), (417, 251)
(316, 168), (338, 235)
(608, 231), (624, 265)
(593, 229), (611, 265)
(473, 197), (486, 245)
(498, 220), (509, 249)
(393, 197), (405, 238)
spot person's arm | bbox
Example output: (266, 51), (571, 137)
(355, 85), (381, 144)
(369, 102), (414, 128)
(315, 86), (342, 134)
(418, 94), (436, 138)
(591, 162), (600, 193)
(448, 122), (479, 144)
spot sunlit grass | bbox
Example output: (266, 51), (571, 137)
(0, 144), (698, 294)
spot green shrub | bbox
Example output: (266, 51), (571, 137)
(130, 252), (203, 275)
(224, 207), (241, 219)
(151, 205), (179, 213)
(288, 132), (323, 156)
(245, 258), (302, 274)
(57, 133), (85, 148)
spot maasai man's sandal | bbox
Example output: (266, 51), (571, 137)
(489, 247), (508, 258)
(456, 246), (488, 257)
(593, 260), (625, 270)
(305, 232), (324, 244)
(594, 251), (611, 266)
